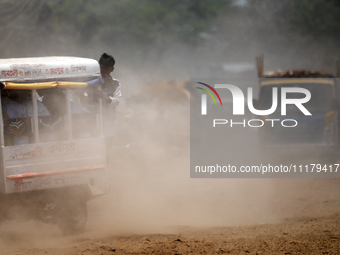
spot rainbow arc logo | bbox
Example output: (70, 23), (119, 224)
(196, 82), (222, 106)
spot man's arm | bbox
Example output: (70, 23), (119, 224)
(86, 77), (102, 87)
(87, 77), (122, 106)
(108, 81), (122, 106)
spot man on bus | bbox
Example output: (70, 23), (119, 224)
(87, 53), (122, 148)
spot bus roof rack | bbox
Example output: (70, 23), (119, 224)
(0, 56), (100, 82)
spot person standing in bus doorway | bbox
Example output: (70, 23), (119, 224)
(87, 53), (122, 148)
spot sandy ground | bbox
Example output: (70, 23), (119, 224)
(1, 102), (340, 254)
(0, 186), (339, 255)
(3, 217), (340, 255)
(1, 145), (340, 255)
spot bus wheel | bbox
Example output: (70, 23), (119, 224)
(57, 190), (87, 235)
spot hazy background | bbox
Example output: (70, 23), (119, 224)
(1, 0), (340, 84)
(1, 0), (340, 245)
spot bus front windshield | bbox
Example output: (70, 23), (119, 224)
(259, 83), (334, 113)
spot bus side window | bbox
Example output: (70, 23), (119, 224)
(1, 92), (31, 146)
(38, 88), (67, 142)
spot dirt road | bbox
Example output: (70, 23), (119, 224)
(1, 210), (339, 254)
(1, 143), (339, 254)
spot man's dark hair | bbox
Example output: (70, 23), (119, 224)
(99, 53), (115, 67)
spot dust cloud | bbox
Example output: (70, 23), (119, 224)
(1, 71), (340, 255)
(83, 78), (340, 238)
(1, 66), (339, 243)
(0, 1), (340, 253)
(83, 80), (277, 236)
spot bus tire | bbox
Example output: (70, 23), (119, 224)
(56, 190), (87, 235)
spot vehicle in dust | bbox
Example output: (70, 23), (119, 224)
(0, 56), (108, 234)
(255, 56), (340, 161)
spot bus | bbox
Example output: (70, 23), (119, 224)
(0, 56), (108, 234)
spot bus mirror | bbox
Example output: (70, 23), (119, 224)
(0, 82), (4, 89)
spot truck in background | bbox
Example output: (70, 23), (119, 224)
(255, 56), (340, 161)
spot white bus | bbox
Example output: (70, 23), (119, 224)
(0, 56), (108, 234)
